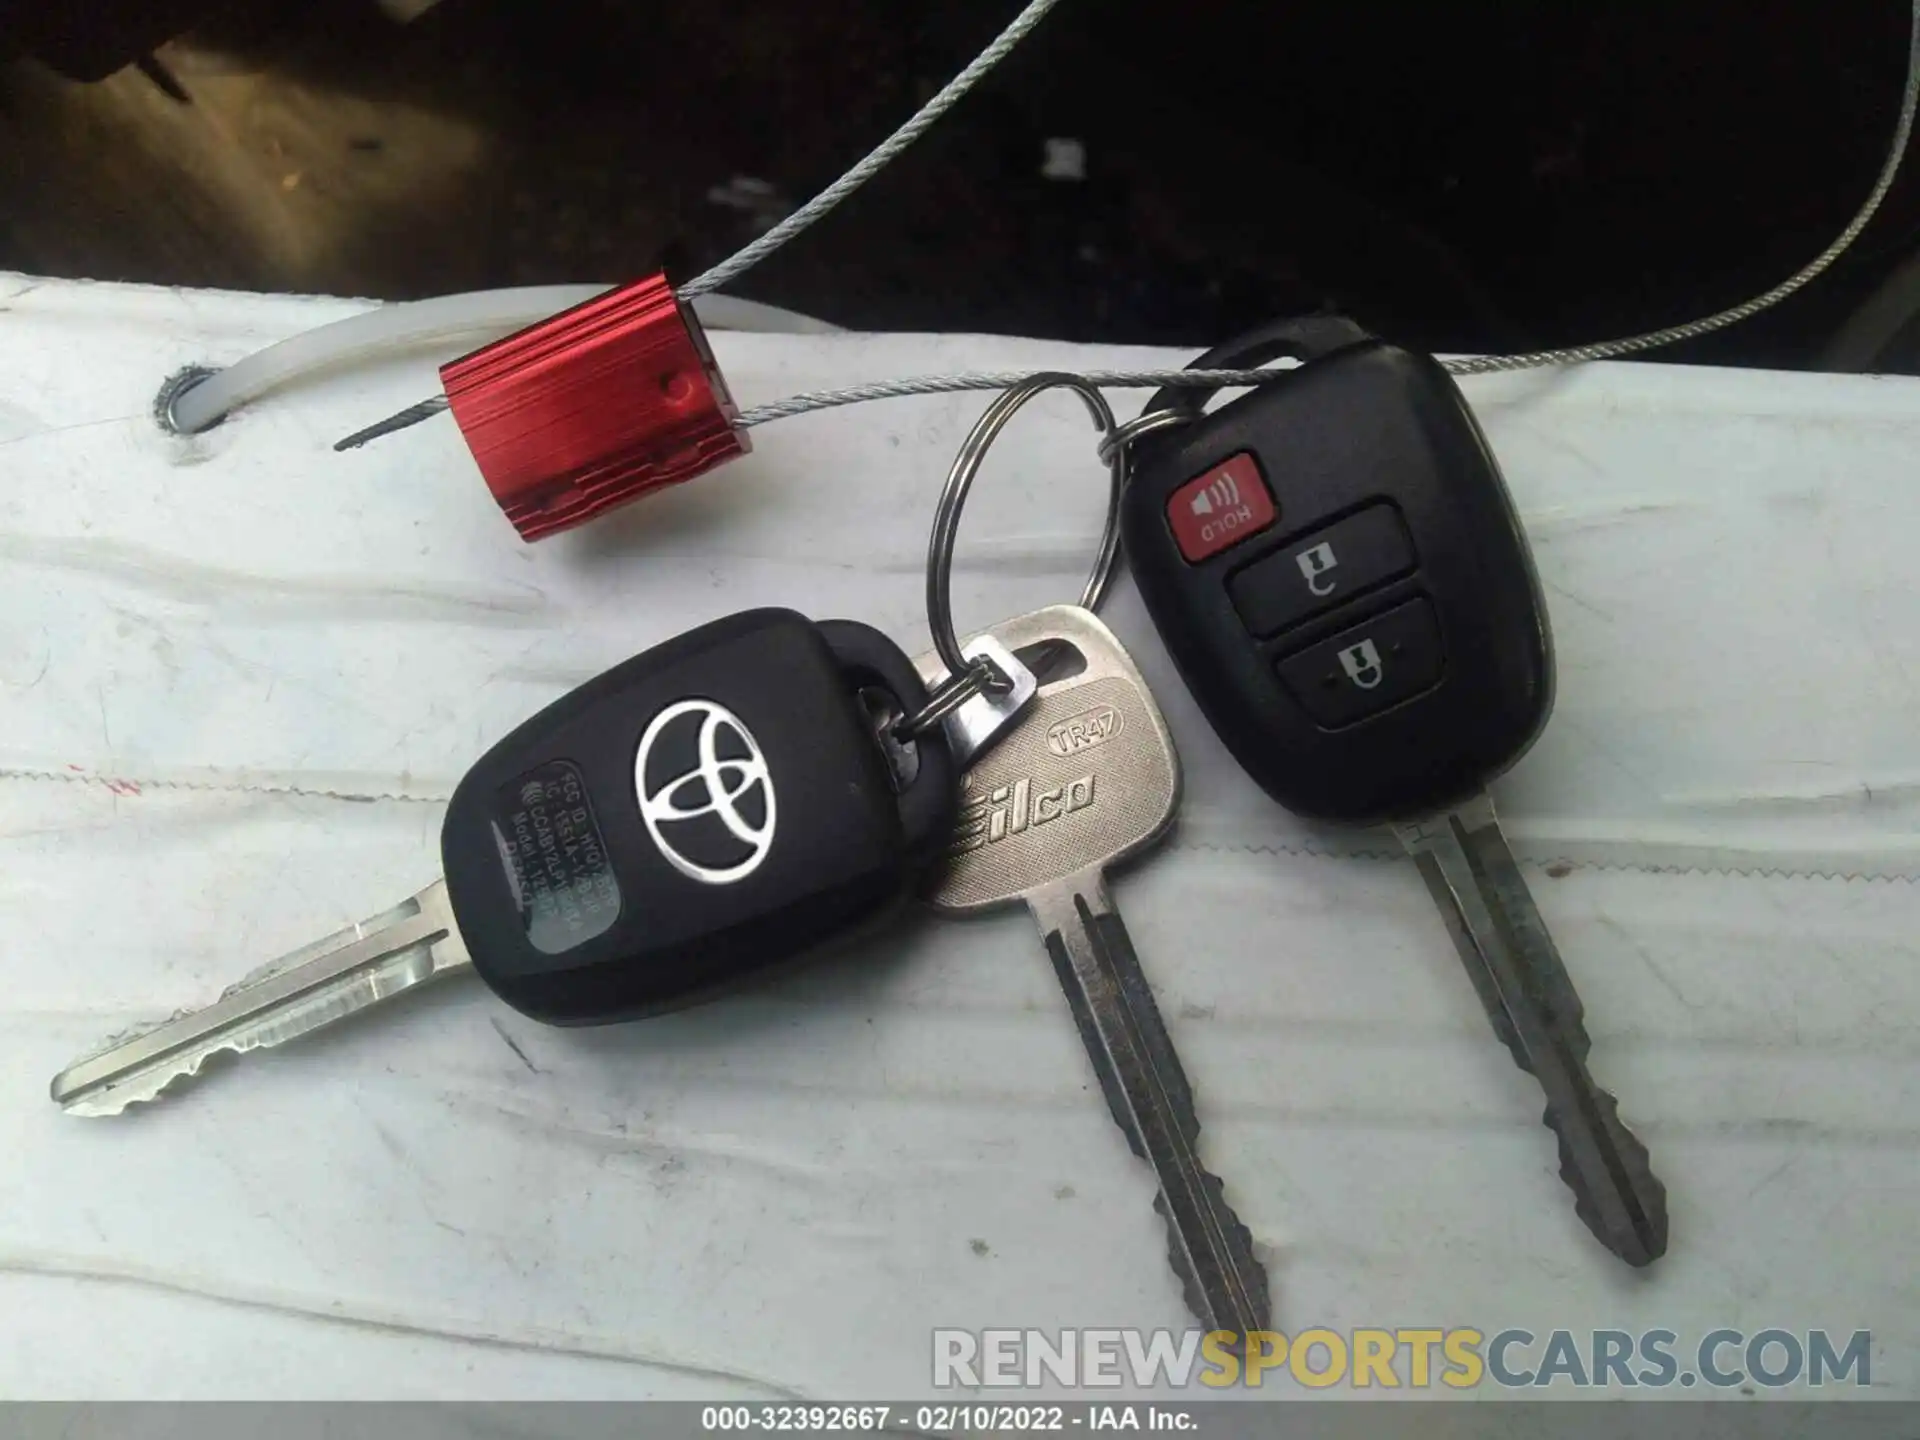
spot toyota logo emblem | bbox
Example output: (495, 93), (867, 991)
(633, 699), (777, 885)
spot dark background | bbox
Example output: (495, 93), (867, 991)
(4, 0), (1919, 370)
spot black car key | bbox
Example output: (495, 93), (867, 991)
(53, 608), (988, 1112)
(440, 608), (958, 1023)
(1120, 316), (1669, 1268)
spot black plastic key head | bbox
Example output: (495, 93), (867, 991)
(1121, 317), (1553, 825)
(441, 609), (955, 1024)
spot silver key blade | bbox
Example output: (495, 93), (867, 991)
(51, 879), (472, 1117)
(923, 605), (1272, 1337)
(1396, 797), (1668, 1268)
(1032, 872), (1271, 1339)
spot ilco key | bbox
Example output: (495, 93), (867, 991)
(51, 608), (1031, 1114)
(1121, 316), (1668, 1268)
(920, 605), (1271, 1339)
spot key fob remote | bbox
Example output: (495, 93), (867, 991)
(441, 609), (955, 1023)
(1121, 316), (1553, 824)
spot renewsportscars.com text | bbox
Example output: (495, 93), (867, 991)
(932, 1327), (1873, 1390)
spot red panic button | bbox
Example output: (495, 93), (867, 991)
(1166, 452), (1277, 562)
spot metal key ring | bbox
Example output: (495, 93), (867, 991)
(1095, 405), (1192, 464)
(898, 372), (1125, 738)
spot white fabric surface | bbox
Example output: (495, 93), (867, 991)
(1, 273), (1917, 1400)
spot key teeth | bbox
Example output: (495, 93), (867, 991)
(63, 953), (303, 1075)
(1492, 1012), (1597, 1084)
(1484, 1015), (1528, 1074)
(1546, 1091), (1670, 1268)
(63, 1004), (204, 1071)
(58, 942), (314, 1086)
(1152, 1169), (1272, 1336)
(55, 1043), (232, 1117)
